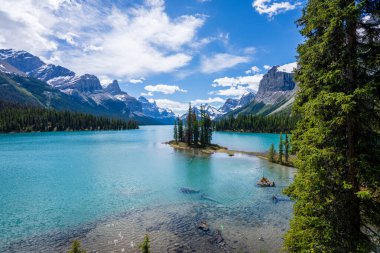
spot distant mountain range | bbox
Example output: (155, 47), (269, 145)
(0, 49), (175, 124)
(0, 49), (297, 124)
(181, 64), (297, 120)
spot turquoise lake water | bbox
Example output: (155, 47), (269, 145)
(0, 126), (294, 252)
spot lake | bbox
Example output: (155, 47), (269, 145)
(0, 126), (295, 252)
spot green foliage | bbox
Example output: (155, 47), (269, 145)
(193, 110), (199, 145)
(67, 240), (86, 253)
(284, 134), (290, 163)
(173, 104), (212, 147)
(139, 234), (150, 253)
(268, 143), (276, 162)
(214, 113), (299, 133)
(278, 133), (283, 164)
(186, 103), (193, 144)
(178, 117), (183, 142)
(0, 102), (138, 132)
(284, 0), (380, 251)
(173, 120), (178, 142)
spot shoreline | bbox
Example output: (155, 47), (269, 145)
(166, 140), (294, 167)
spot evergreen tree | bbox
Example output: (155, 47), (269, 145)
(178, 117), (183, 142)
(67, 240), (86, 253)
(214, 114), (299, 133)
(193, 110), (199, 145)
(268, 143), (275, 162)
(278, 133), (283, 164)
(284, 134), (289, 163)
(173, 118), (178, 143)
(186, 103), (193, 145)
(200, 105), (206, 147)
(139, 234), (150, 253)
(284, 0), (380, 251)
(0, 102), (138, 133)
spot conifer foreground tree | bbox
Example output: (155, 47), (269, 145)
(284, 0), (380, 252)
(278, 133), (283, 164)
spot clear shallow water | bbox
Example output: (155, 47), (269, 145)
(0, 126), (294, 252)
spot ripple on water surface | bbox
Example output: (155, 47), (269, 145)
(0, 126), (294, 252)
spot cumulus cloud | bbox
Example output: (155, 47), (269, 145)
(200, 53), (250, 73)
(210, 74), (264, 97)
(152, 96), (224, 115)
(192, 97), (225, 105)
(252, 0), (301, 18)
(0, 0), (206, 78)
(245, 65), (260, 74)
(152, 99), (189, 115)
(144, 84), (187, 96)
(212, 74), (263, 89)
(263, 64), (272, 70)
(129, 78), (145, 84)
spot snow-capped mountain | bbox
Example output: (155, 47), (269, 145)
(0, 49), (175, 124)
(138, 96), (175, 121)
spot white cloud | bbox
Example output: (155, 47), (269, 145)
(129, 78), (145, 84)
(263, 64), (272, 70)
(252, 0), (301, 18)
(152, 97), (224, 115)
(144, 84), (187, 95)
(209, 87), (250, 97)
(152, 99), (188, 115)
(200, 53), (250, 73)
(191, 97), (225, 105)
(0, 0), (206, 78)
(210, 74), (263, 98)
(245, 65), (260, 74)
(277, 62), (297, 73)
(212, 74), (263, 89)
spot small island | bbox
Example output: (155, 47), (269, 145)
(167, 103), (290, 162)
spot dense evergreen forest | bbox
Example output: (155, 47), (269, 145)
(0, 103), (138, 133)
(214, 114), (299, 133)
(283, 0), (380, 252)
(173, 104), (213, 147)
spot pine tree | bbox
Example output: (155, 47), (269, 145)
(178, 117), (183, 142)
(200, 105), (206, 147)
(268, 143), (275, 162)
(193, 110), (199, 146)
(173, 118), (178, 143)
(139, 234), (150, 253)
(284, 134), (289, 163)
(278, 133), (283, 164)
(284, 1), (380, 251)
(186, 103), (193, 145)
(67, 240), (86, 253)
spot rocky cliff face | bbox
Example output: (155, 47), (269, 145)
(254, 66), (296, 104)
(219, 98), (239, 114)
(29, 64), (75, 82)
(225, 65), (297, 117)
(104, 80), (122, 95)
(0, 49), (44, 73)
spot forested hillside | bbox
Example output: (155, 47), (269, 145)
(0, 103), (138, 133)
(214, 113), (299, 133)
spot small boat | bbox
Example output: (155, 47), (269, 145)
(257, 177), (275, 187)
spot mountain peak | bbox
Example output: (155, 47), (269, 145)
(105, 80), (122, 95)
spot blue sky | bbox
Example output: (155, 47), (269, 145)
(0, 0), (303, 114)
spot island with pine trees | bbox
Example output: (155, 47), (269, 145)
(167, 103), (295, 165)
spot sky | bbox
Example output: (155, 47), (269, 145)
(0, 0), (304, 114)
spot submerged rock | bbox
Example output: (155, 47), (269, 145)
(180, 187), (200, 194)
(257, 177), (275, 187)
(197, 221), (209, 232)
